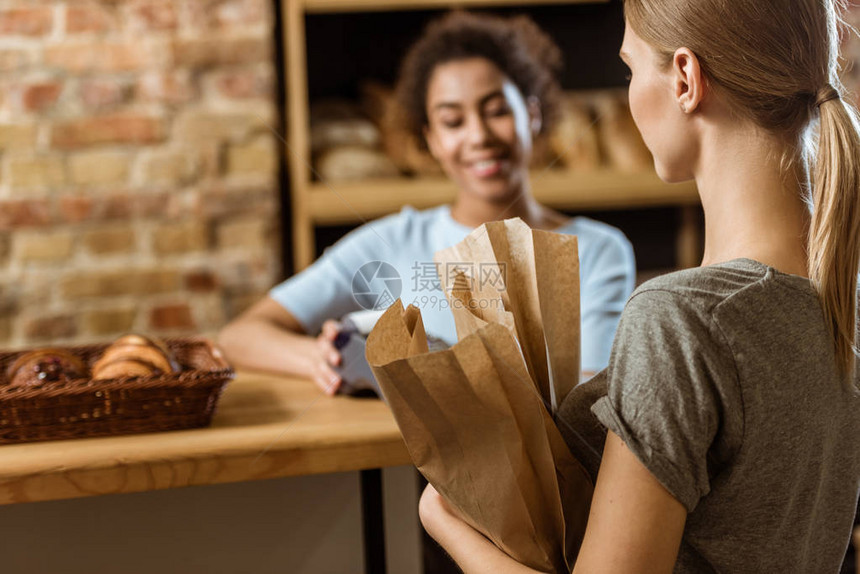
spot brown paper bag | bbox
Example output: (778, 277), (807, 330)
(366, 218), (593, 573)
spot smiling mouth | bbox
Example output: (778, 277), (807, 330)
(469, 158), (506, 178)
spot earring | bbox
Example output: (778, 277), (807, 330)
(679, 103), (687, 113)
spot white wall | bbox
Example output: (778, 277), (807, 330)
(0, 466), (421, 574)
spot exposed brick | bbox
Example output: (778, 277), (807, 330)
(226, 291), (261, 319)
(0, 7), (53, 37)
(191, 142), (221, 179)
(172, 36), (270, 68)
(45, 40), (167, 73)
(173, 109), (269, 144)
(212, 0), (269, 28)
(150, 303), (194, 330)
(210, 67), (273, 100)
(0, 200), (53, 230)
(6, 155), (66, 191)
(23, 315), (78, 341)
(0, 283), (18, 315)
(58, 195), (94, 223)
(190, 293), (226, 331)
(138, 148), (199, 186)
(185, 269), (218, 292)
(162, 189), (194, 219)
(106, 39), (169, 71)
(195, 184), (275, 219)
(103, 193), (168, 220)
(217, 218), (268, 250)
(91, 195), (131, 221)
(69, 150), (131, 186)
(136, 70), (196, 104)
(126, 0), (177, 31)
(14, 230), (75, 263)
(226, 135), (276, 176)
(133, 194), (172, 219)
(79, 79), (129, 110)
(16, 273), (53, 309)
(14, 81), (64, 113)
(24, 315), (78, 340)
(66, 4), (117, 34)
(58, 193), (170, 223)
(0, 48), (39, 73)
(218, 256), (273, 291)
(83, 307), (137, 335)
(44, 43), (93, 73)
(153, 220), (209, 254)
(0, 0), (279, 351)
(185, 0), (270, 30)
(62, 269), (180, 299)
(0, 317), (11, 344)
(82, 227), (136, 255)
(0, 232), (9, 265)
(0, 123), (38, 150)
(94, 194), (134, 221)
(212, 259), (248, 289)
(51, 113), (165, 149)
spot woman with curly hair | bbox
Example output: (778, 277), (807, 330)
(219, 11), (635, 394)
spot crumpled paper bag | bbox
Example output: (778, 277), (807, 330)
(366, 218), (594, 572)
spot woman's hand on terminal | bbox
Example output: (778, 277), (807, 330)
(311, 319), (343, 395)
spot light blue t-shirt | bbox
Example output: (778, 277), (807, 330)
(270, 205), (636, 373)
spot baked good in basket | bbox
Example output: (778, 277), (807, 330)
(92, 334), (178, 380)
(6, 349), (90, 387)
(0, 337), (234, 444)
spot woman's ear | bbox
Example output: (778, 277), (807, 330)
(527, 96), (542, 135)
(672, 47), (704, 114)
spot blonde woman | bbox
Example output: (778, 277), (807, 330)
(419, 1), (860, 572)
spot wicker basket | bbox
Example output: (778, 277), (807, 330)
(0, 338), (234, 444)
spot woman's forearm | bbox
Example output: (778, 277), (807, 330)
(218, 297), (345, 394)
(420, 486), (548, 574)
(430, 518), (547, 574)
(218, 316), (317, 378)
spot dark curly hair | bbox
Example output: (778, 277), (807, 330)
(395, 11), (564, 146)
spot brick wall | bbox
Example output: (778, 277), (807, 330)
(2, 3), (860, 350)
(0, 0), (280, 349)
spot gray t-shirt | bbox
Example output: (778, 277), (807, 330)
(557, 258), (860, 573)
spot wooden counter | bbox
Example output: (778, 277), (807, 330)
(0, 371), (411, 505)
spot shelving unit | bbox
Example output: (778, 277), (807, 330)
(282, 0), (701, 270)
(303, 0), (599, 12)
(306, 171), (698, 225)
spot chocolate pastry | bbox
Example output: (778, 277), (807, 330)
(6, 349), (89, 388)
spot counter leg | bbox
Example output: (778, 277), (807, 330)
(361, 468), (386, 574)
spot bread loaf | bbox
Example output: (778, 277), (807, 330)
(92, 334), (178, 381)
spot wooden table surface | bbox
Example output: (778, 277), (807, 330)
(0, 371), (411, 505)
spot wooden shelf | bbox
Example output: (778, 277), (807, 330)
(306, 171), (700, 225)
(302, 0), (608, 14)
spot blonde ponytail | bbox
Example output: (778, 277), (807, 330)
(808, 85), (860, 376)
(624, 0), (860, 376)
